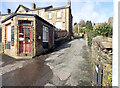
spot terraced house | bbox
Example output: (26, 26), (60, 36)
(0, 0), (73, 59)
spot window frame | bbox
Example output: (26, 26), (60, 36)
(48, 12), (52, 19)
(41, 10), (44, 17)
(43, 26), (49, 42)
(56, 21), (62, 29)
(57, 11), (61, 18)
(5, 23), (11, 49)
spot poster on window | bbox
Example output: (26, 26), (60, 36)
(11, 26), (14, 46)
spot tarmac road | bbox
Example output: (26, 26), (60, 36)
(1, 38), (93, 86)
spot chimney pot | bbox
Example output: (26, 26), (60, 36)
(7, 9), (11, 14)
(32, 3), (36, 10)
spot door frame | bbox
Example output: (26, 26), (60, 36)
(19, 25), (32, 54)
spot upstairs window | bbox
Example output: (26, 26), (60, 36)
(41, 11), (44, 17)
(57, 11), (61, 18)
(48, 12), (52, 19)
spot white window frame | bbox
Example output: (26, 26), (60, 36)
(0, 18), (1, 22)
(57, 11), (61, 18)
(43, 26), (49, 42)
(48, 12), (52, 19)
(41, 11), (44, 17)
(56, 22), (62, 29)
(7, 24), (11, 42)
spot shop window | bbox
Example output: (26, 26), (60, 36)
(43, 26), (49, 42)
(6, 24), (11, 49)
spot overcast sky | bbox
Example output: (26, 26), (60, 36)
(0, 0), (113, 24)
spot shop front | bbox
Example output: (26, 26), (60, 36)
(1, 14), (54, 59)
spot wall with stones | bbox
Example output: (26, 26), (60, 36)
(91, 36), (112, 86)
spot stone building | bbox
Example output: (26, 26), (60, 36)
(1, 14), (55, 59)
(0, 0), (73, 58)
(108, 17), (113, 27)
(1, 0), (73, 37)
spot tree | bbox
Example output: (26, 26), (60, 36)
(74, 22), (77, 26)
(79, 20), (86, 27)
(86, 21), (93, 30)
(94, 22), (112, 37)
(85, 21), (93, 47)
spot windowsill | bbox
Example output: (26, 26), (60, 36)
(43, 41), (48, 42)
(57, 17), (62, 19)
(48, 18), (52, 20)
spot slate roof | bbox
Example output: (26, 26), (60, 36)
(15, 5), (30, 13)
(46, 6), (69, 11)
(29, 5), (53, 11)
(15, 4), (68, 13)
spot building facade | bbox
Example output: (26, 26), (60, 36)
(1, 0), (73, 37)
(0, 1), (73, 58)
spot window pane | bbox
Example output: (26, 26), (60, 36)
(25, 28), (27, 36)
(41, 11), (43, 17)
(28, 33), (30, 37)
(22, 28), (24, 33)
(7, 25), (11, 42)
(28, 28), (30, 33)
(57, 11), (61, 18)
(56, 22), (62, 29)
(43, 26), (49, 42)
(49, 13), (51, 19)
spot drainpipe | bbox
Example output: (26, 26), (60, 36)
(17, 25), (19, 56)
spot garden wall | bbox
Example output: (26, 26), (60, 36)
(91, 36), (112, 86)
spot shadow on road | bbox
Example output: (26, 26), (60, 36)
(2, 56), (53, 86)
(53, 43), (71, 52)
(74, 36), (83, 39)
(1, 54), (28, 67)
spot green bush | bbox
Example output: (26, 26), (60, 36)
(86, 21), (93, 47)
(94, 23), (112, 37)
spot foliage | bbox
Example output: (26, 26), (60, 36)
(93, 23), (112, 37)
(85, 21), (113, 47)
(86, 21), (93, 47)
(86, 21), (93, 30)
(75, 27), (78, 33)
(79, 28), (86, 33)
(108, 69), (112, 84)
(74, 22), (77, 26)
(79, 20), (86, 27)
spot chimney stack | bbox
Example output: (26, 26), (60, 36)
(7, 9), (11, 14)
(32, 3), (36, 10)
(68, 0), (71, 7)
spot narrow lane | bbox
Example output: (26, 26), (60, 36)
(2, 38), (93, 86)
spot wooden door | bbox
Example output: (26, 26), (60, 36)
(19, 25), (32, 54)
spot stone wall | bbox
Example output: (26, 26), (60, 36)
(91, 36), (112, 86)
(54, 29), (68, 39)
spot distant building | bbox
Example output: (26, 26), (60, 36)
(108, 17), (113, 27)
